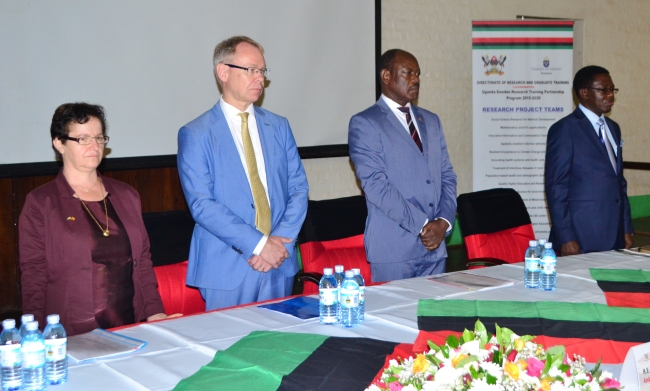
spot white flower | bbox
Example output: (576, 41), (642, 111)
(599, 370), (613, 382)
(402, 385), (418, 391)
(461, 339), (481, 356)
(547, 366), (563, 378)
(468, 377), (505, 391)
(479, 361), (503, 378)
(365, 385), (382, 391)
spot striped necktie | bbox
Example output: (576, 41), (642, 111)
(397, 106), (423, 153)
(598, 118), (617, 172)
(239, 112), (271, 236)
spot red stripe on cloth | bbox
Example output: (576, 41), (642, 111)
(464, 225), (535, 264)
(604, 292), (650, 308)
(413, 331), (636, 364)
(472, 21), (575, 27)
(369, 343), (415, 387)
(472, 38), (573, 44)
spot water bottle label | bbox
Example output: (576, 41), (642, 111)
(0, 344), (21, 367)
(45, 338), (67, 361)
(359, 286), (365, 304)
(524, 258), (540, 271)
(340, 288), (359, 309)
(541, 260), (556, 274)
(319, 288), (338, 305)
(21, 347), (45, 368)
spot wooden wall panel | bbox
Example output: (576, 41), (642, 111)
(1, 166), (187, 315)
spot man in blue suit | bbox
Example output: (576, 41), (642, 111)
(177, 36), (309, 310)
(545, 65), (633, 256)
(348, 49), (457, 282)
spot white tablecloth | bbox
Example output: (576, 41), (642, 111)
(57, 251), (650, 390)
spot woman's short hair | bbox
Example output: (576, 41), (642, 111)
(50, 103), (107, 160)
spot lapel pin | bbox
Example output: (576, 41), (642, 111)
(66, 216), (76, 221)
(418, 117), (423, 121)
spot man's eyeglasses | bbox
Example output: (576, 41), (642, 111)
(585, 87), (619, 95)
(62, 135), (110, 145)
(225, 63), (270, 78)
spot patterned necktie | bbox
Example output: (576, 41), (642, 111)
(598, 118), (617, 172)
(239, 112), (271, 236)
(397, 106), (423, 153)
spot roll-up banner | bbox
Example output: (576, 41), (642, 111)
(472, 20), (574, 238)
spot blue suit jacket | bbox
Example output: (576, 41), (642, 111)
(177, 103), (309, 290)
(545, 108), (633, 253)
(348, 99), (457, 265)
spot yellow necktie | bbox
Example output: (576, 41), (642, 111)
(239, 112), (271, 236)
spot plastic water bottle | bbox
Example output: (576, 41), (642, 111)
(43, 314), (68, 385)
(537, 239), (547, 256)
(540, 242), (557, 291)
(524, 240), (540, 289)
(351, 268), (365, 322)
(20, 314), (34, 337)
(0, 319), (22, 391)
(21, 321), (46, 391)
(333, 265), (345, 322)
(339, 270), (360, 328)
(319, 268), (339, 324)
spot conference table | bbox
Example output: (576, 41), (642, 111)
(58, 251), (650, 390)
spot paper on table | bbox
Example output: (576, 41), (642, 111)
(258, 296), (320, 320)
(67, 329), (147, 362)
(428, 272), (516, 291)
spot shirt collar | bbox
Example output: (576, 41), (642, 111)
(219, 96), (255, 119)
(578, 103), (605, 127)
(381, 94), (412, 111)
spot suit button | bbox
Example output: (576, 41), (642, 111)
(426, 179), (431, 184)
(429, 203), (434, 207)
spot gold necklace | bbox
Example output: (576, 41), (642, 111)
(78, 177), (99, 193)
(79, 196), (110, 237)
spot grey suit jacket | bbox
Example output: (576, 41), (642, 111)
(348, 98), (457, 264)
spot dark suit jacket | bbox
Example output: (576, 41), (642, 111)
(348, 98), (457, 267)
(545, 107), (633, 253)
(19, 172), (164, 336)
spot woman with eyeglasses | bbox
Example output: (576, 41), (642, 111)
(19, 102), (172, 336)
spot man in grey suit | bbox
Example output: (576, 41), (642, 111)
(348, 49), (457, 282)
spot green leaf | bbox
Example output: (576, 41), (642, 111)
(475, 320), (489, 347)
(519, 335), (535, 342)
(427, 341), (441, 352)
(446, 335), (459, 349)
(469, 365), (480, 378)
(495, 324), (502, 344)
(486, 373), (498, 385)
(455, 355), (479, 369)
(462, 329), (475, 344)
(493, 349), (502, 365)
(440, 344), (450, 359)
(542, 353), (553, 375)
(426, 353), (442, 366)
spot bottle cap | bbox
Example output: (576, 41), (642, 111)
(26, 321), (38, 331)
(323, 267), (333, 275)
(352, 268), (360, 275)
(334, 265), (344, 273)
(47, 314), (60, 324)
(345, 270), (354, 277)
(2, 319), (16, 329)
(545, 242), (552, 248)
(21, 314), (34, 324)
(529, 240), (537, 246)
(538, 239), (547, 245)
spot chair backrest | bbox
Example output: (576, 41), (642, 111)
(457, 188), (535, 264)
(143, 210), (205, 315)
(298, 196), (370, 294)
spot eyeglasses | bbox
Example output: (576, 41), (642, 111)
(584, 87), (619, 95)
(224, 63), (270, 78)
(62, 135), (110, 145)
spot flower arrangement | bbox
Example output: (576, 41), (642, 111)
(367, 320), (621, 391)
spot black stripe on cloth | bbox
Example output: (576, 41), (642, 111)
(277, 337), (398, 391)
(596, 281), (650, 293)
(417, 316), (650, 343)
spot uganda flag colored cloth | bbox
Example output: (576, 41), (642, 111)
(590, 268), (650, 308)
(172, 330), (403, 391)
(416, 299), (650, 364)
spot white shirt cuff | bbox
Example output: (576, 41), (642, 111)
(253, 235), (268, 255)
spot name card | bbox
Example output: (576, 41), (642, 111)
(620, 342), (650, 391)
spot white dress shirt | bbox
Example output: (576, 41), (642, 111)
(220, 98), (268, 254)
(578, 104), (618, 157)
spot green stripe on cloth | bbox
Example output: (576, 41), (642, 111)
(173, 331), (328, 391)
(417, 300), (649, 323)
(590, 268), (650, 283)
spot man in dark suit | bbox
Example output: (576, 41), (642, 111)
(177, 36), (309, 310)
(348, 49), (457, 282)
(545, 65), (633, 256)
